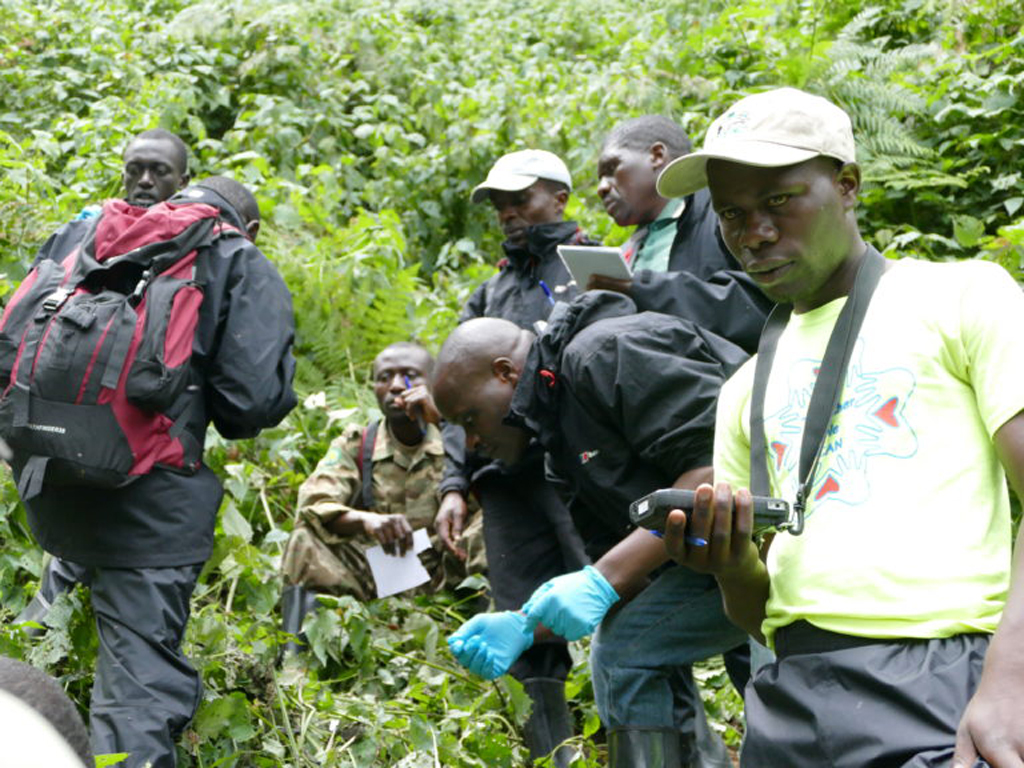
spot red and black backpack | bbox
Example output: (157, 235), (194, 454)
(0, 198), (241, 499)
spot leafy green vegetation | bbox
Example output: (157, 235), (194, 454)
(1, 0), (1021, 764)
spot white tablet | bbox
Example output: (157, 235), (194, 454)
(556, 245), (632, 289)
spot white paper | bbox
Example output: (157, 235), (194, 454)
(556, 245), (632, 289)
(365, 528), (432, 598)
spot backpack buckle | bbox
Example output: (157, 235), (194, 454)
(42, 288), (72, 313)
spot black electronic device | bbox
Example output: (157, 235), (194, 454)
(629, 488), (794, 535)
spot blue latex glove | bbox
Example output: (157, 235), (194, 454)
(521, 565), (620, 641)
(447, 611), (534, 680)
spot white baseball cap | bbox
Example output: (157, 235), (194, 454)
(471, 149), (573, 204)
(657, 87), (856, 198)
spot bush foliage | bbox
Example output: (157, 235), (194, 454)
(1, 0), (1021, 765)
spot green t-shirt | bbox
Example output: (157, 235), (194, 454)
(632, 198), (685, 273)
(715, 258), (1024, 645)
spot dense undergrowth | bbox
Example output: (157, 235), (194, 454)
(1, 0), (1022, 764)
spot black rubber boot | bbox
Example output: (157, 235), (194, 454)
(521, 677), (574, 768)
(15, 557), (87, 638)
(607, 728), (684, 768)
(280, 584), (319, 657)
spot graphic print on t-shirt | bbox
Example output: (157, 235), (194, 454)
(766, 341), (919, 518)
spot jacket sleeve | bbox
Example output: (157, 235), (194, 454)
(570, 319), (743, 481)
(460, 280), (489, 322)
(438, 422), (471, 497)
(629, 268), (772, 355)
(29, 219), (93, 267)
(206, 241), (298, 439)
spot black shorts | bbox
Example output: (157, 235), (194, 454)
(742, 622), (990, 768)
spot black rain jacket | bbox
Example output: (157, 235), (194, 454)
(19, 186), (297, 567)
(507, 291), (747, 559)
(629, 187), (773, 354)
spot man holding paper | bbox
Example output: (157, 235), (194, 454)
(594, 115), (772, 353)
(280, 342), (485, 645)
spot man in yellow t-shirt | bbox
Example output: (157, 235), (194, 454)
(655, 87), (1024, 767)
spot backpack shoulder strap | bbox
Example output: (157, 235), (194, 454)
(358, 419), (380, 510)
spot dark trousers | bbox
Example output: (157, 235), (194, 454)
(743, 625), (990, 768)
(71, 562), (204, 768)
(35, 555), (89, 605)
(475, 464), (589, 681)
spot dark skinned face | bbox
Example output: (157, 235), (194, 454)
(122, 137), (189, 207)
(434, 360), (530, 467)
(489, 182), (566, 247)
(596, 141), (668, 227)
(372, 347), (432, 420)
(708, 157), (861, 313)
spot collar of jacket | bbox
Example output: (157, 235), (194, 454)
(505, 290), (639, 440)
(168, 185), (249, 232)
(500, 220), (582, 272)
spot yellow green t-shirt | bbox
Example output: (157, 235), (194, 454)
(715, 257), (1024, 645)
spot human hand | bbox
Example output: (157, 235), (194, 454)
(663, 483), (761, 576)
(435, 491), (469, 560)
(395, 383), (441, 426)
(952, 657), (1024, 766)
(447, 611), (534, 679)
(363, 512), (415, 556)
(521, 565), (620, 641)
(587, 273), (633, 295)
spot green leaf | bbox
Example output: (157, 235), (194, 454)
(94, 754), (130, 767)
(952, 215), (986, 248)
(194, 691), (257, 741)
(221, 501), (253, 543)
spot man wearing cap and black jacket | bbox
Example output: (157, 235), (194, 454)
(5, 177), (296, 767)
(594, 116), (772, 354)
(433, 149), (594, 767)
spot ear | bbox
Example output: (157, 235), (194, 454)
(245, 219), (260, 243)
(648, 142), (668, 171)
(553, 188), (569, 218)
(178, 172), (191, 191)
(836, 163), (861, 209)
(492, 357), (520, 385)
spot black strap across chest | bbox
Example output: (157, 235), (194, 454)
(749, 247), (887, 534)
(358, 419), (380, 511)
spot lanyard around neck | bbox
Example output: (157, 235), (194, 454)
(749, 246), (886, 535)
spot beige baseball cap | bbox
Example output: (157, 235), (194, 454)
(657, 87), (856, 198)
(471, 149), (573, 204)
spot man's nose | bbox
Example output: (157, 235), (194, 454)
(741, 210), (779, 250)
(388, 373), (406, 392)
(138, 169), (155, 188)
(597, 176), (611, 199)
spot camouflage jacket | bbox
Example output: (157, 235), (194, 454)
(298, 420), (445, 545)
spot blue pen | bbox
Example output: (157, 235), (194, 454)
(647, 529), (708, 547)
(538, 280), (556, 306)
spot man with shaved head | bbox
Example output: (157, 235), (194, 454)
(435, 291), (750, 767)
(434, 148), (595, 766)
